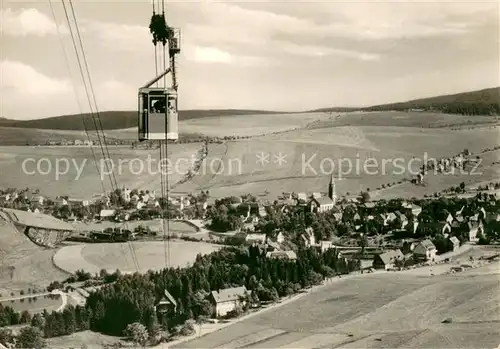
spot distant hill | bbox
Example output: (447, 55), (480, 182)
(364, 87), (500, 115)
(0, 109), (289, 131)
(307, 107), (360, 113)
(1, 87), (498, 131)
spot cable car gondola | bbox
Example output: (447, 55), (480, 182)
(138, 26), (180, 141)
(138, 85), (178, 141)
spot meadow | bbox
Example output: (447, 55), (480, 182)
(175, 124), (500, 200)
(0, 143), (202, 197)
(53, 240), (220, 274)
(1, 111), (498, 200)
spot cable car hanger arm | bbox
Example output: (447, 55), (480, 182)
(141, 67), (171, 89)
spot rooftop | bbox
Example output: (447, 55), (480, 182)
(211, 286), (248, 303)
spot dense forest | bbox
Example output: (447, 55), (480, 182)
(86, 245), (359, 336)
(0, 245), (359, 345)
(363, 87), (500, 116)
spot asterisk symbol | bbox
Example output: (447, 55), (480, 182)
(273, 152), (287, 166)
(256, 152), (270, 166)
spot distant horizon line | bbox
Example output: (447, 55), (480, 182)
(3, 85), (498, 121)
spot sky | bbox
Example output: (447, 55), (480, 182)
(1, 0), (499, 120)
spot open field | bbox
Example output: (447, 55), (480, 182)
(0, 294), (62, 314)
(53, 240), (220, 274)
(175, 125), (499, 200)
(1, 112), (499, 200)
(0, 142), (202, 197)
(173, 258), (500, 349)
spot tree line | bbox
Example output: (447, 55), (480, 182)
(85, 245), (359, 337)
(364, 102), (500, 116)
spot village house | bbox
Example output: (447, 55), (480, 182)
(363, 202), (376, 211)
(442, 212), (454, 224)
(295, 192), (308, 205)
(74, 139), (83, 146)
(266, 240), (280, 251)
(373, 250), (404, 270)
(308, 196), (335, 213)
(210, 286), (249, 318)
(99, 209), (116, 220)
(468, 222), (483, 242)
(155, 289), (177, 314)
(395, 211), (409, 229)
(276, 231), (285, 244)
(413, 239), (437, 261)
(54, 197), (68, 206)
(353, 213), (362, 223)
(301, 227), (316, 247)
(229, 196), (243, 208)
(245, 233), (266, 244)
(411, 204), (422, 217)
(332, 212), (343, 222)
(448, 236), (460, 252)
(68, 198), (90, 207)
(266, 250), (297, 260)
(386, 212), (397, 224)
(257, 203), (267, 217)
(318, 240), (333, 252)
(30, 195), (45, 206)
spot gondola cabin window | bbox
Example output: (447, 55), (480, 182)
(150, 96), (166, 113)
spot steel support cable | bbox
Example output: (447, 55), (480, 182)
(48, 0), (106, 195)
(63, 0), (140, 272)
(160, 0), (171, 267)
(159, 142), (168, 269)
(60, 1), (107, 172)
(60, 0), (135, 271)
(67, 0), (119, 192)
(63, 0), (139, 272)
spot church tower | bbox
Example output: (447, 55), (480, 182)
(328, 174), (337, 205)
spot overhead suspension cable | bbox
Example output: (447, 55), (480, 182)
(67, 0), (119, 191)
(59, 1), (108, 179)
(47, 0), (105, 195)
(62, 0), (140, 272)
(162, 0), (171, 268)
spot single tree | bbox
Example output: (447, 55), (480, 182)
(125, 322), (149, 348)
(17, 326), (46, 349)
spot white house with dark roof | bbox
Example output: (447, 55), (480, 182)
(373, 250), (404, 270)
(210, 286), (249, 317)
(413, 239), (437, 261)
